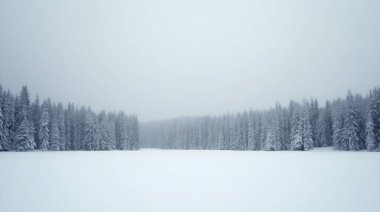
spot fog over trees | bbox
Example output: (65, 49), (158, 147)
(1, 84), (380, 152)
(140, 87), (380, 152)
(0, 84), (139, 151)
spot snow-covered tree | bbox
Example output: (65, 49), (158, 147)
(291, 126), (303, 150)
(130, 115), (139, 150)
(39, 108), (50, 150)
(29, 122), (36, 149)
(247, 110), (255, 150)
(366, 88), (380, 151)
(49, 120), (60, 151)
(84, 116), (99, 151)
(2, 91), (16, 150)
(220, 115), (230, 150)
(31, 95), (40, 148)
(253, 113), (262, 150)
(99, 121), (112, 151)
(19, 86), (30, 115)
(115, 112), (126, 150)
(343, 91), (361, 151)
(318, 101), (333, 147)
(15, 117), (33, 151)
(309, 99), (320, 147)
(57, 103), (66, 150)
(332, 99), (347, 150)
(366, 119), (376, 151)
(302, 114), (313, 151)
(230, 119), (240, 150)
(0, 107), (6, 151)
(290, 102), (313, 151)
(265, 120), (280, 151)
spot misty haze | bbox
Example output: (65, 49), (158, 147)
(1, 0), (380, 212)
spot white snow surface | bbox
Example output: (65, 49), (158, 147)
(1, 148), (379, 212)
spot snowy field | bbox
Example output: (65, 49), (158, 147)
(1, 148), (379, 212)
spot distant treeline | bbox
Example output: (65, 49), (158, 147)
(141, 87), (380, 151)
(0, 85), (139, 151)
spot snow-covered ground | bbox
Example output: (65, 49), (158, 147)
(1, 149), (379, 212)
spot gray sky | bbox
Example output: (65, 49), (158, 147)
(1, 0), (380, 121)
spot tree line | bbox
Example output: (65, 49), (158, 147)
(140, 87), (380, 151)
(0, 85), (139, 151)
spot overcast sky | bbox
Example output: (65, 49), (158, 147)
(0, 0), (380, 121)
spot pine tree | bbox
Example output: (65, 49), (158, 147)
(279, 107), (290, 150)
(260, 119), (268, 150)
(290, 102), (313, 150)
(15, 117), (33, 151)
(15, 86), (31, 127)
(84, 117), (99, 150)
(240, 113), (248, 150)
(253, 113), (262, 150)
(290, 106), (301, 150)
(3, 91), (16, 150)
(99, 122), (112, 150)
(49, 120), (60, 151)
(265, 120), (280, 151)
(344, 91), (360, 151)
(332, 99), (346, 150)
(302, 112), (314, 151)
(31, 95), (40, 148)
(57, 103), (66, 150)
(230, 119), (239, 150)
(66, 103), (78, 150)
(39, 108), (50, 150)
(29, 122), (36, 149)
(247, 111), (255, 150)
(320, 101), (333, 147)
(344, 110), (360, 151)
(125, 116), (134, 150)
(130, 115), (139, 150)
(309, 99), (320, 147)
(291, 126), (303, 150)
(19, 86), (30, 113)
(217, 128), (224, 150)
(367, 88), (380, 151)
(219, 115), (230, 150)
(115, 112), (125, 150)
(366, 119), (376, 151)
(0, 107), (6, 151)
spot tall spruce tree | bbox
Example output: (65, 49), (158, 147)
(367, 88), (380, 151)
(247, 110), (255, 150)
(16, 117), (33, 151)
(99, 121), (112, 151)
(309, 99), (320, 147)
(31, 95), (40, 148)
(3, 91), (16, 150)
(366, 119), (376, 151)
(39, 108), (50, 150)
(57, 103), (66, 150)
(265, 120), (280, 151)
(332, 99), (346, 150)
(290, 102), (313, 150)
(49, 120), (60, 151)
(320, 101), (333, 147)
(0, 107), (6, 150)
(344, 91), (361, 151)
(84, 116), (99, 150)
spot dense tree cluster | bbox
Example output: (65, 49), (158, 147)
(0, 85), (139, 151)
(141, 88), (380, 151)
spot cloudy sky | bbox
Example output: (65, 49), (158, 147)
(0, 0), (379, 121)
